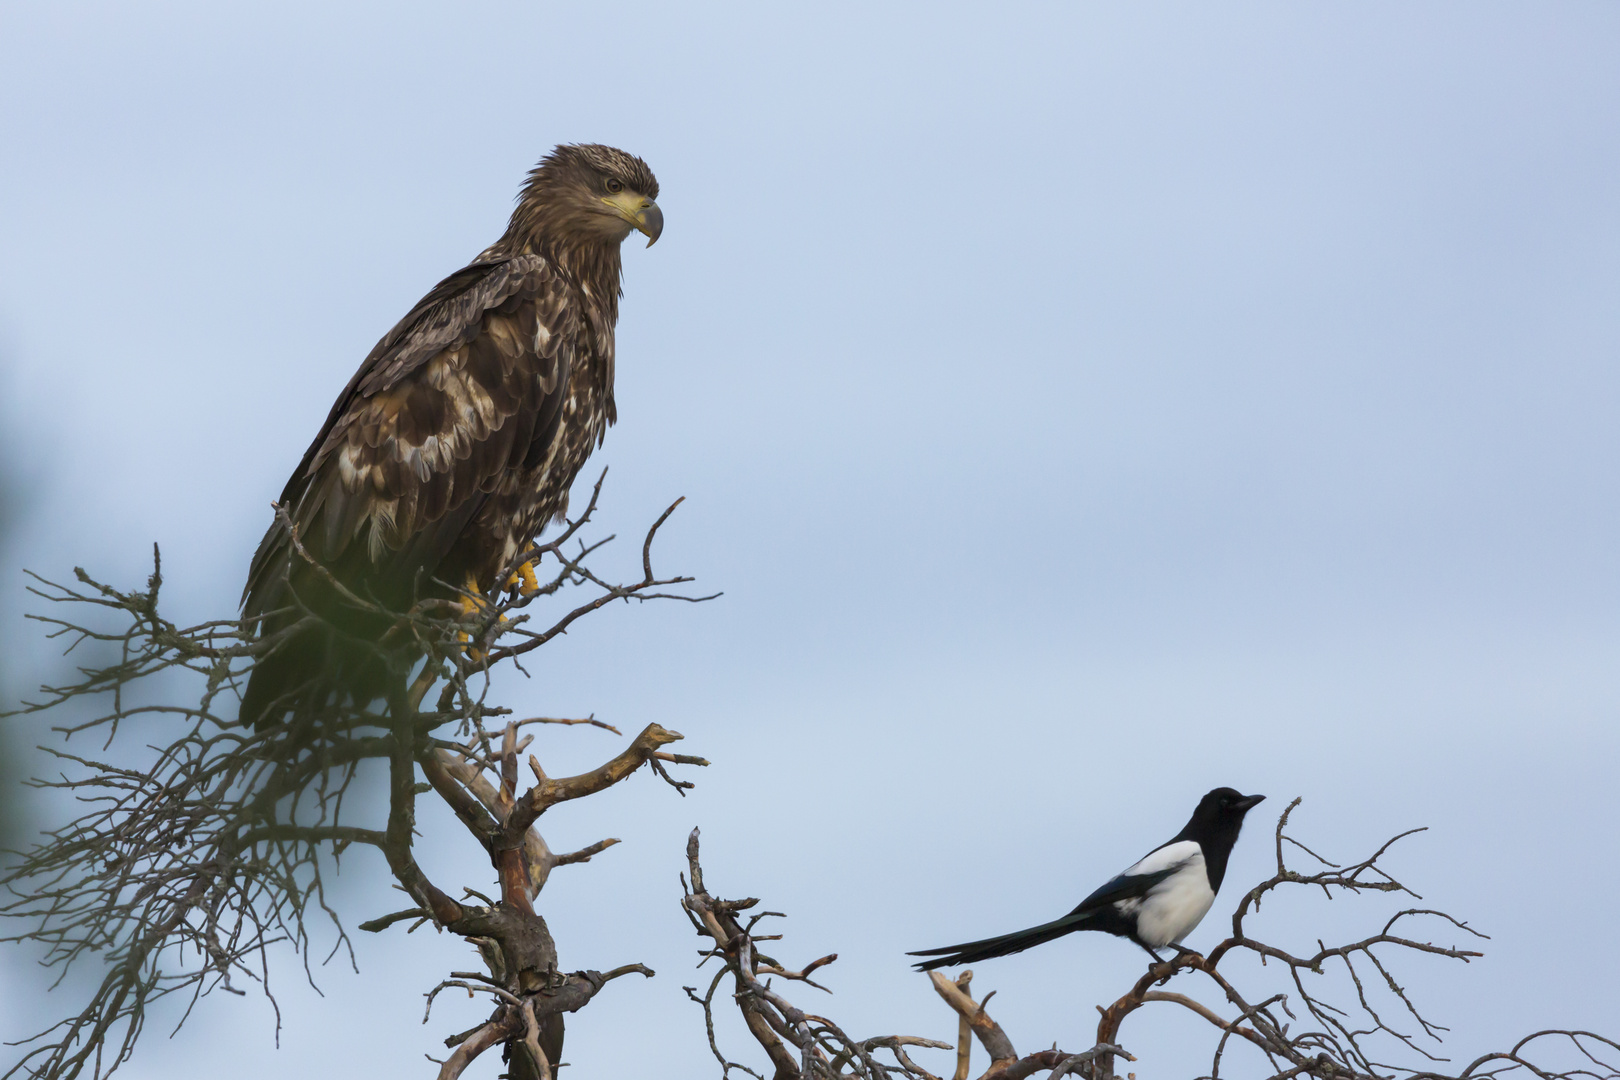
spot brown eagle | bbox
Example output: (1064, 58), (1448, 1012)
(240, 144), (662, 726)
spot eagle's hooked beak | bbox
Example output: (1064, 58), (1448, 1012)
(603, 191), (664, 247)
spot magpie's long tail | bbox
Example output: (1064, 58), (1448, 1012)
(907, 912), (1094, 972)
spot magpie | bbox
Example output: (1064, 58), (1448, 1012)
(909, 788), (1265, 971)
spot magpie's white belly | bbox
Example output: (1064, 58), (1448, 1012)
(1113, 841), (1216, 947)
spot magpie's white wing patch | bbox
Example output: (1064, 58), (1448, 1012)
(1120, 840), (1201, 877)
(1113, 840), (1216, 948)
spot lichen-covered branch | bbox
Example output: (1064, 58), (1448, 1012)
(3, 477), (711, 1079)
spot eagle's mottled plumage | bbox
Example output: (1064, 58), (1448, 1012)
(240, 144), (661, 726)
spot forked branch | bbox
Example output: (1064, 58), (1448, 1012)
(1088, 801), (1615, 1080)
(681, 828), (1113, 1080)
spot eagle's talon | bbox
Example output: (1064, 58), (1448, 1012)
(506, 560), (540, 598)
(456, 628), (488, 664)
(456, 575), (505, 662)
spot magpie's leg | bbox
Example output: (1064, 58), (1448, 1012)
(1170, 944), (1203, 960)
(1135, 940), (1166, 964)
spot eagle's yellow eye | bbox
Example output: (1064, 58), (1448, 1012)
(604, 177), (624, 194)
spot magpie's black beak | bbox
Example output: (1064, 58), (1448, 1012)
(1235, 794), (1266, 812)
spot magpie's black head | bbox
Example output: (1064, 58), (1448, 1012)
(1174, 788), (1266, 890)
(1185, 790), (1270, 841)
(1192, 787), (1266, 828)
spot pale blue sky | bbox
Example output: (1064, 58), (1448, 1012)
(3, 3), (1617, 1077)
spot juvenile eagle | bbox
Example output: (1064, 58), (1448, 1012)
(240, 144), (661, 726)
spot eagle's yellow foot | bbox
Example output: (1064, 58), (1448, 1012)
(506, 560), (539, 598)
(456, 574), (503, 662)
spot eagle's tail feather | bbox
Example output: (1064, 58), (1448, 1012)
(238, 624), (329, 730)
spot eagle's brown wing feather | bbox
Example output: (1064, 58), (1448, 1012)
(242, 254), (576, 623)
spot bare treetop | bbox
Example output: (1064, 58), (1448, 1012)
(675, 803), (1618, 1080)
(3, 476), (1615, 1080)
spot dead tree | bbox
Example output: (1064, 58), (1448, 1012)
(3, 469), (1614, 1080)
(677, 804), (1618, 1080)
(1, 471), (712, 1080)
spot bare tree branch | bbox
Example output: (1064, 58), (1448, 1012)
(1087, 800), (1616, 1080)
(3, 479), (710, 1079)
(681, 828), (1102, 1080)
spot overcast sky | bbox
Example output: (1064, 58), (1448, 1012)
(3, 2), (1618, 1077)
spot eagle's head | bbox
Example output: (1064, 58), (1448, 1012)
(511, 144), (663, 251)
